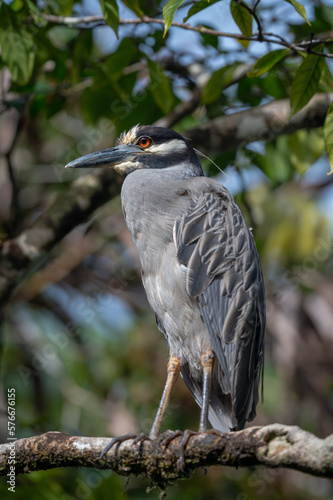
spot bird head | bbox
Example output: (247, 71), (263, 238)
(65, 125), (203, 175)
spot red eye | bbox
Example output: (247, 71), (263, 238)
(137, 136), (152, 148)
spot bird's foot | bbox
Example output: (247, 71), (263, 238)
(158, 429), (183, 448)
(178, 429), (198, 472)
(99, 432), (151, 460)
(160, 428), (224, 471)
(200, 428), (224, 438)
(159, 429), (201, 472)
(132, 432), (152, 445)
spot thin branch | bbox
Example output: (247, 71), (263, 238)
(236, 0), (263, 40)
(5, 106), (29, 236)
(252, 0), (263, 40)
(5, 154), (20, 231)
(0, 425), (332, 483)
(39, 14), (333, 58)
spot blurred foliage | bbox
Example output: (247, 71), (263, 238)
(0, 0), (333, 499)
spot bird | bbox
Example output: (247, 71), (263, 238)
(66, 125), (265, 446)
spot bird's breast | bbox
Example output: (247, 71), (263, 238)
(120, 171), (210, 375)
(121, 170), (187, 261)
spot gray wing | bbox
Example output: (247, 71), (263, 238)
(175, 185), (265, 430)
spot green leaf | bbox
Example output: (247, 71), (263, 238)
(284, 0), (311, 26)
(72, 31), (94, 84)
(289, 129), (324, 174)
(147, 60), (174, 114)
(319, 61), (333, 92)
(252, 137), (294, 186)
(124, 0), (143, 17)
(324, 102), (333, 174)
(200, 24), (219, 49)
(26, 0), (46, 25)
(230, 0), (252, 48)
(0, 3), (35, 85)
(248, 49), (289, 78)
(183, 0), (219, 23)
(103, 39), (138, 80)
(201, 63), (241, 104)
(9, 0), (24, 12)
(163, 0), (186, 37)
(290, 51), (325, 115)
(99, 0), (119, 36)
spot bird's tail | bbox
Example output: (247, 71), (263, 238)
(181, 366), (239, 433)
(207, 381), (238, 432)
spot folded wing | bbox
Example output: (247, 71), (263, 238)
(175, 184), (265, 431)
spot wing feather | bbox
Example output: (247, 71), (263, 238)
(175, 183), (265, 430)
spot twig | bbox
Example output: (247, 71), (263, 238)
(0, 425), (332, 481)
(235, 0), (264, 41)
(307, 32), (315, 54)
(4, 104), (29, 236)
(39, 14), (333, 58)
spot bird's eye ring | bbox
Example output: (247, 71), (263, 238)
(137, 136), (152, 148)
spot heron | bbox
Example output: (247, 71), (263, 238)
(66, 125), (265, 458)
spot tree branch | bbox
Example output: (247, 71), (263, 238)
(1, 425), (332, 483)
(0, 169), (121, 311)
(184, 93), (333, 154)
(39, 14), (333, 58)
(155, 87), (201, 128)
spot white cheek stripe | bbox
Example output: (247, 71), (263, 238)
(114, 160), (142, 173)
(149, 139), (187, 154)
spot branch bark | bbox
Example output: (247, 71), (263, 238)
(1, 425), (332, 484)
(184, 93), (333, 154)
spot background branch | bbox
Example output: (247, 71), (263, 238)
(1, 425), (332, 483)
(39, 14), (333, 57)
(0, 169), (121, 311)
(184, 93), (333, 153)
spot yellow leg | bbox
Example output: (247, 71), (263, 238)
(198, 350), (214, 433)
(149, 355), (181, 439)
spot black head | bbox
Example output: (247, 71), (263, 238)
(66, 125), (203, 176)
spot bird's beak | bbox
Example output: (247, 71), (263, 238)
(65, 144), (140, 172)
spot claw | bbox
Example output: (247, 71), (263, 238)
(178, 429), (198, 472)
(99, 433), (137, 460)
(156, 429), (202, 472)
(100, 432), (153, 460)
(132, 432), (151, 446)
(159, 429), (183, 448)
(178, 429), (224, 470)
(203, 428), (224, 439)
(183, 429), (225, 471)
